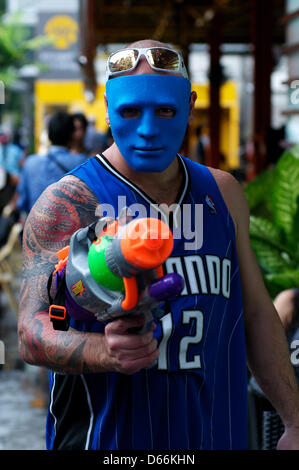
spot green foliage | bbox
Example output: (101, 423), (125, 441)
(0, 12), (50, 87)
(244, 146), (299, 298)
(242, 167), (275, 220)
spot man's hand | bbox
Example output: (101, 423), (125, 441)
(104, 315), (159, 374)
(277, 425), (299, 450)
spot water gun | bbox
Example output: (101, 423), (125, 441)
(48, 215), (184, 334)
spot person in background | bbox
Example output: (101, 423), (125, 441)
(69, 113), (88, 155)
(16, 111), (88, 215)
(0, 130), (25, 217)
(0, 130), (24, 182)
(192, 125), (206, 164)
(274, 288), (299, 383)
(84, 116), (106, 156)
(249, 287), (299, 449)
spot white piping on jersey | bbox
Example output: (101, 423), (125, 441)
(80, 374), (94, 450)
(231, 266), (239, 283)
(199, 296), (217, 449)
(185, 373), (190, 449)
(145, 369), (154, 449)
(190, 189), (203, 449)
(206, 238), (233, 449)
(48, 372), (94, 450)
(114, 385), (119, 450)
(210, 299), (229, 449)
(49, 372), (57, 444)
(189, 192), (199, 337)
(225, 240), (232, 258)
(98, 372), (109, 450)
(95, 153), (189, 228)
(166, 373), (171, 449)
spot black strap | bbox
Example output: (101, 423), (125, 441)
(47, 152), (69, 174)
(86, 221), (98, 242)
(47, 270), (67, 306)
(48, 270), (70, 331)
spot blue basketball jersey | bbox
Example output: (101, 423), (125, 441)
(46, 154), (248, 450)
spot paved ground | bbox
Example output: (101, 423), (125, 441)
(0, 369), (47, 450)
(0, 246), (48, 451)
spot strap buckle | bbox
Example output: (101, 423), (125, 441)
(49, 304), (67, 320)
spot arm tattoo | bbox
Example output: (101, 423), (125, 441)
(18, 175), (100, 374)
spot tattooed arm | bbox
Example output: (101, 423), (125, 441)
(17, 175), (158, 375)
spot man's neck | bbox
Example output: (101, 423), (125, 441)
(102, 143), (181, 196)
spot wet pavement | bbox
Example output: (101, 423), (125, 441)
(0, 245), (48, 451)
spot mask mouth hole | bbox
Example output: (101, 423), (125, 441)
(133, 147), (164, 151)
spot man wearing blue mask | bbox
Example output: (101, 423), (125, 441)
(18, 39), (299, 451)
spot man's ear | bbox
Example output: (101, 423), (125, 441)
(188, 90), (197, 125)
(104, 92), (110, 126)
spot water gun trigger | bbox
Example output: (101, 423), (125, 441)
(121, 277), (138, 311)
(120, 264), (164, 311)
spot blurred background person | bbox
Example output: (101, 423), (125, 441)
(249, 287), (299, 449)
(0, 130), (25, 182)
(16, 111), (88, 215)
(192, 124), (206, 164)
(84, 116), (106, 156)
(274, 288), (299, 383)
(69, 112), (88, 155)
(0, 130), (25, 244)
(0, 130), (25, 211)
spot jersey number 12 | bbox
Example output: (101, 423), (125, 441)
(157, 310), (204, 370)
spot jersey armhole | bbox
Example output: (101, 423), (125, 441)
(181, 157), (236, 241)
(205, 166), (236, 240)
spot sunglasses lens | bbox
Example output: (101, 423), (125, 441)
(109, 49), (139, 74)
(147, 48), (180, 71)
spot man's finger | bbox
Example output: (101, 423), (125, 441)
(106, 329), (154, 351)
(105, 315), (146, 334)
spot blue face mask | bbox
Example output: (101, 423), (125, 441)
(106, 74), (191, 172)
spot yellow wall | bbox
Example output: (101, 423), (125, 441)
(34, 79), (239, 168)
(34, 80), (107, 152)
(191, 81), (240, 169)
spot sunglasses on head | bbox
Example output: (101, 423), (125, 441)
(106, 47), (189, 80)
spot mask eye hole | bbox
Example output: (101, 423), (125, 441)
(120, 107), (141, 119)
(155, 107), (176, 118)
